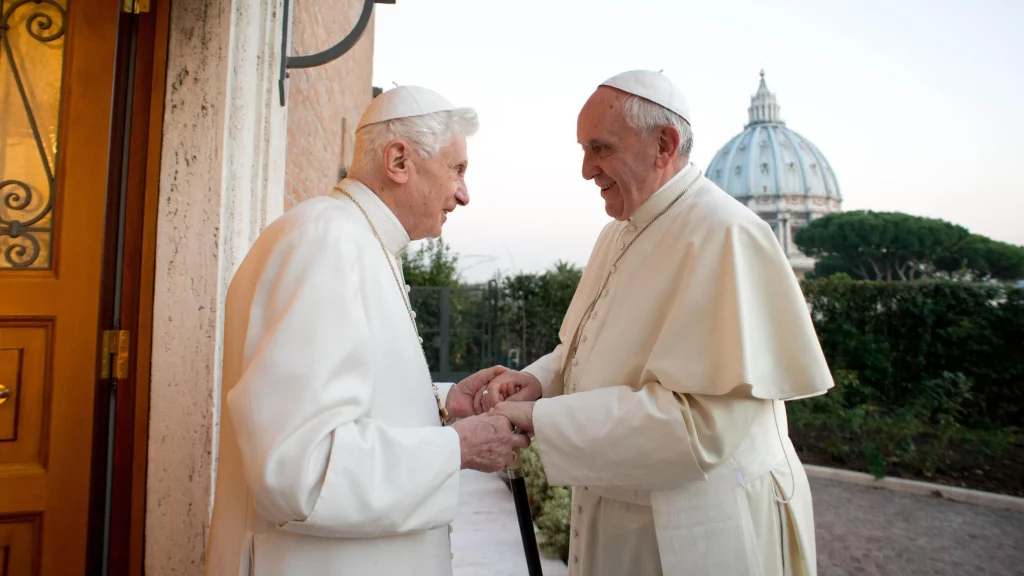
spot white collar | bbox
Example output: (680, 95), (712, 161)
(331, 178), (412, 256)
(629, 162), (698, 225)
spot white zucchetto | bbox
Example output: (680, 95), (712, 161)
(600, 70), (691, 125)
(356, 85), (458, 130)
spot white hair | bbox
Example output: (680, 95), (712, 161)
(351, 108), (479, 173)
(621, 95), (693, 158)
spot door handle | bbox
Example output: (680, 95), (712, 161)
(0, 384), (9, 406)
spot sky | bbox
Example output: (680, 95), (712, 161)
(370, 0), (1024, 282)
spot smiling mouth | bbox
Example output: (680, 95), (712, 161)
(600, 181), (616, 192)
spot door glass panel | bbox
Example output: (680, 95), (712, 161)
(0, 0), (68, 270)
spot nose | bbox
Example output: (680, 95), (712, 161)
(581, 153), (600, 181)
(455, 184), (469, 207)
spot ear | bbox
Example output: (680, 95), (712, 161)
(383, 139), (412, 184)
(654, 125), (681, 169)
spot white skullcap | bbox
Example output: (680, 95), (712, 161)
(599, 70), (691, 125)
(357, 85), (458, 130)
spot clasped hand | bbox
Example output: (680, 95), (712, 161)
(444, 366), (543, 473)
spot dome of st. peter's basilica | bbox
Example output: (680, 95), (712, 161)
(707, 71), (843, 277)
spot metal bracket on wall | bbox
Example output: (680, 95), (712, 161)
(279, 0), (395, 106)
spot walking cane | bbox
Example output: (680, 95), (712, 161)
(506, 438), (544, 576)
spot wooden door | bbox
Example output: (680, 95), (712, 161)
(0, 0), (123, 573)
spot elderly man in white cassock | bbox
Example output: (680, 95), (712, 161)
(203, 85), (530, 576)
(476, 70), (835, 576)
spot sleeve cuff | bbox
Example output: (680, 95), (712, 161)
(523, 349), (564, 398)
(532, 386), (707, 491)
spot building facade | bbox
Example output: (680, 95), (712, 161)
(707, 71), (842, 277)
(0, 0), (376, 573)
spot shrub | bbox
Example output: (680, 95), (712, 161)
(520, 444), (572, 562)
(802, 277), (1024, 428)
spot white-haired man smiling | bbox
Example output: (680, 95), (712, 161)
(204, 86), (529, 576)
(479, 70), (835, 575)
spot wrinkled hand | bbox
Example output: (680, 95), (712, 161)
(476, 370), (543, 413)
(451, 412), (531, 472)
(446, 365), (508, 420)
(493, 401), (536, 436)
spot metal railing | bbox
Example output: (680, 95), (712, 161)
(409, 281), (500, 383)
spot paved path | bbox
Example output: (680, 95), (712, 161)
(451, 470), (568, 576)
(451, 472), (1024, 575)
(812, 477), (1024, 575)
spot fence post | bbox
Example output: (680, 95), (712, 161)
(440, 287), (451, 374)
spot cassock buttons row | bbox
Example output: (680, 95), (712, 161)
(572, 504), (582, 565)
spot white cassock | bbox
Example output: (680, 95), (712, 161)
(524, 163), (834, 576)
(204, 179), (461, 576)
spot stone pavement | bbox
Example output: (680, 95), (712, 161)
(450, 471), (1024, 575)
(451, 470), (568, 576)
(812, 477), (1024, 575)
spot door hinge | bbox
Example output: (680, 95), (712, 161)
(101, 330), (131, 380)
(122, 0), (150, 13)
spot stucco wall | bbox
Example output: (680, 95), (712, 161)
(148, 0), (375, 572)
(146, 0), (288, 572)
(284, 0), (376, 209)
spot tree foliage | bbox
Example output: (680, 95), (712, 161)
(402, 237), (461, 286)
(403, 239), (497, 373)
(794, 211), (1024, 282)
(495, 261), (583, 368)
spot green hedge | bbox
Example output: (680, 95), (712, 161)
(801, 276), (1024, 429)
(787, 370), (1017, 482)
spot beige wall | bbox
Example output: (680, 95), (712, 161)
(147, 0), (374, 573)
(284, 0), (376, 209)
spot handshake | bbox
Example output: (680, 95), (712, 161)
(445, 366), (544, 473)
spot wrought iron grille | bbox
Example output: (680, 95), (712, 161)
(0, 0), (67, 269)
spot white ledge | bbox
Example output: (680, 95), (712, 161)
(804, 465), (1024, 514)
(451, 470), (568, 575)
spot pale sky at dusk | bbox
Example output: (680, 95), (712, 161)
(370, 0), (1024, 282)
